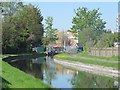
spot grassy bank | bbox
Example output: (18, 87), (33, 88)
(1, 53), (32, 59)
(1, 54), (51, 88)
(55, 53), (119, 69)
(77, 52), (119, 61)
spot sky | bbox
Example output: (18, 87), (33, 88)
(23, 1), (119, 32)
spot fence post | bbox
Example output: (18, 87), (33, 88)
(95, 47), (96, 56)
(105, 47), (106, 56)
(98, 48), (100, 56)
(112, 47), (113, 56)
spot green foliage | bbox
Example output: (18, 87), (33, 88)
(72, 7), (106, 32)
(70, 7), (106, 50)
(2, 3), (44, 53)
(1, 2), (23, 16)
(96, 32), (119, 47)
(43, 16), (58, 45)
(70, 7), (119, 49)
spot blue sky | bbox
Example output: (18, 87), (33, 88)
(24, 2), (118, 32)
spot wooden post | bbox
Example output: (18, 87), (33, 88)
(95, 47), (96, 56)
(112, 47), (113, 56)
(99, 48), (100, 56)
(105, 47), (107, 56)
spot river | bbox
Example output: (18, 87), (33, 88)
(7, 56), (118, 88)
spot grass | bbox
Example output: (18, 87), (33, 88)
(1, 54), (51, 88)
(55, 53), (119, 69)
(1, 53), (32, 59)
(77, 51), (119, 61)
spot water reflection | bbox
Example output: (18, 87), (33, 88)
(71, 71), (117, 88)
(8, 56), (118, 88)
(8, 57), (44, 79)
(43, 56), (56, 85)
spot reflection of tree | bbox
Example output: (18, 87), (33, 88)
(31, 63), (43, 79)
(43, 56), (56, 85)
(71, 71), (115, 88)
(45, 68), (56, 85)
(8, 58), (44, 80)
(8, 56), (57, 85)
(9, 59), (30, 72)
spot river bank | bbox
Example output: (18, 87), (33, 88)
(77, 52), (119, 61)
(55, 53), (119, 69)
(1, 54), (51, 88)
(1, 54), (119, 88)
(54, 53), (119, 79)
(54, 59), (119, 78)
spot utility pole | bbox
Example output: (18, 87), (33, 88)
(118, 1), (120, 32)
(116, 13), (120, 33)
(116, 15), (119, 32)
(118, 14), (120, 32)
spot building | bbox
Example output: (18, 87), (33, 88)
(56, 31), (78, 47)
(66, 32), (78, 46)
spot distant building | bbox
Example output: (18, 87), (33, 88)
(66, 32), (78, 46)
(56, 31), (78, 47)
(56, 31), (64, 46)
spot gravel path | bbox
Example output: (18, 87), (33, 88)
(70, 55), (119, 63)
(54, 59), (119, 78)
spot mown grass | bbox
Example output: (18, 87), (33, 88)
(77, 51), (119, 61)
(1, 54), (51, 88)
(55, 53), (119, 69)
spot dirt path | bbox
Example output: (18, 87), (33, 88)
(70, 55), (119, 63)
(54, 59), (119, 78)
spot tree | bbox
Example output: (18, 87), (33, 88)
(2, 2), (24, 53)
(71, 71), (114, 88)
(1, 2), (23, 16)
(2, 3), (44, 53)
(96, 32), (119, 47)
(70, 7), (106, 50)
(43, 16), (58, 45)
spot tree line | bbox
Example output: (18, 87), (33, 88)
(2, 2), (119, 53)
(70, 7), (119, 51)
(2, 2), (58, 53)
